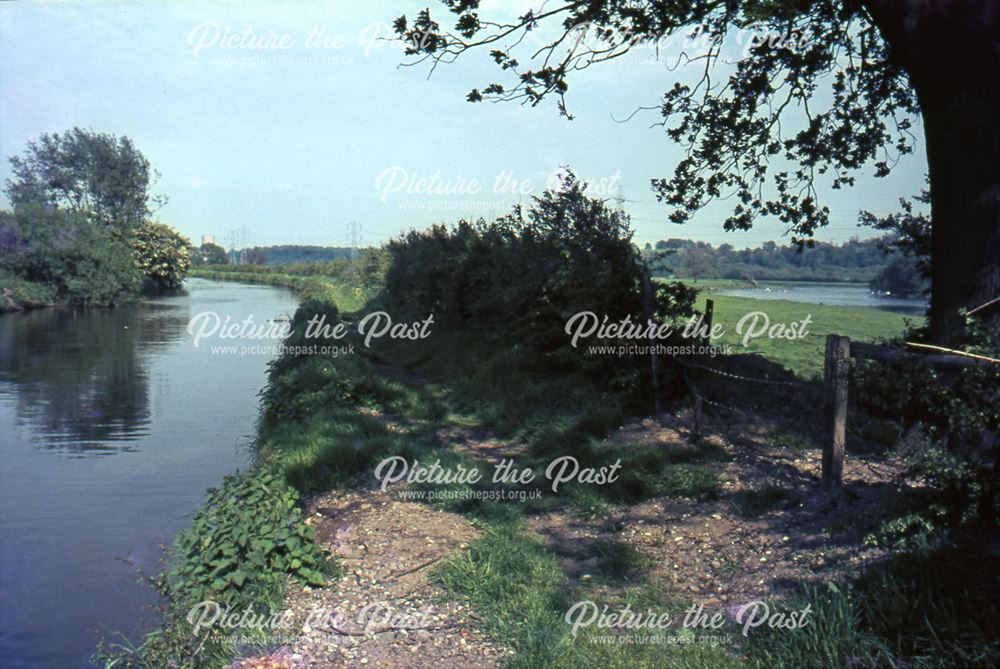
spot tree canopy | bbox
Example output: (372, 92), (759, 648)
(2, 129), (188, 306)
(394, 0), (919, 242)
(393, 0), (1000, 344)
(5, 127), (165, 234)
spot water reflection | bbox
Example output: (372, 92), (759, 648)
(0, 301), (190, 453)
(0, 280), (298, 668)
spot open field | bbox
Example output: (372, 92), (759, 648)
(701, 294), (917, 379)
(655, 277), (918, 378)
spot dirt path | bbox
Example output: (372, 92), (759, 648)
(229, 488), (509, 669)
(229, 396), (902, 667)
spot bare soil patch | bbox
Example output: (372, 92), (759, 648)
(527, 410), (903, 607)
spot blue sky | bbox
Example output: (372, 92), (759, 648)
(0, 0), (927, 250)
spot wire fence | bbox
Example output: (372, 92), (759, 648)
(653, 298), (995, 492)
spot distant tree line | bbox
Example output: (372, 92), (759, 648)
(648, 236), (926, 296)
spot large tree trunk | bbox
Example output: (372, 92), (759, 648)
(864, 0), (1000, 345)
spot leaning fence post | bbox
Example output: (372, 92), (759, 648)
(823, 334), (850, 491)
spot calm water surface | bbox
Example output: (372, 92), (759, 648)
(0, 279), (297, 668)
(718, 283), (927, 315)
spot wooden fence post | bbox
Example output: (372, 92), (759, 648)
(691, 299), (714, 440)
(702, 299), (715, 348)
(823, 334), (850, 491)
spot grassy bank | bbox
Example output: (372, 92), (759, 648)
(248, 286), (994, 668)
(189, 267), (367, 312)
(114, 270), (992, 668)
(0, 272), (57, 312)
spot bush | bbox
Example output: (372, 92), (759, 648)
(852, 320), (1000, 534)
(380, 171), (696, 389)
(96, 468), (335, 668)
(0, 271), (57, 309)
(0, 205), (141, 306)
(131, 220), (191, 292)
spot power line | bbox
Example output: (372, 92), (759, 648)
(347, 221), (362, 260)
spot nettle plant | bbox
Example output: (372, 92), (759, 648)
(171, 468), (333, 611)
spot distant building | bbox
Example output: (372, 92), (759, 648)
(201, 234), (216, 246)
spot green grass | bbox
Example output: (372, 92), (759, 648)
(434, 523), (742, 669)
(699, 293), (915, 379)
(656, 277), (919, 378)
(732, 482), (793, 517)
(745, 536), (1000, 669)
(589, 539), (650, 582)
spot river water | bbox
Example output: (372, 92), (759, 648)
(0, 279), (298, 668)
(717, 283), (927, 315)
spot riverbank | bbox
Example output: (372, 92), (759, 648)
(106, 271), (996, 668)
(222, 281), (996, 668)
(0, 275), (57, 312)
(189, 267), (367, 312)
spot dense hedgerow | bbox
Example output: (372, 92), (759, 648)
(380, 172), (697, 389)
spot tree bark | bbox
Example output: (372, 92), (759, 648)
(864, 0), (1000, 344)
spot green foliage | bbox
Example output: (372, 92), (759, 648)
(170, 468), (333, 609)
(0, 271), (57, 310)
(0, 205), (141, 306)
(256, 301), (427, 493)
(2, 131), (189, 305)
(852, 322), (1000, 532)
(869, 254), (927, 298)
(397, 2), (919, 244)
(6, 127), (163, 233)
(96, 468), (335, 668)
(746, 539), (1000, 669)
(240, 244), (353, 264)
(381, 172), (695, 390)
(859, 187), (932, 280)
(744, 582), (891, 669)
(864, 507), (948, 548)
(189, 248), (387, 312)
(131, 221), (191, 292)
(383, 173), (642, 332)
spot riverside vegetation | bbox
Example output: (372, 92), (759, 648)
(103, 179), (998, 668)
(0, 129), (191, 311)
